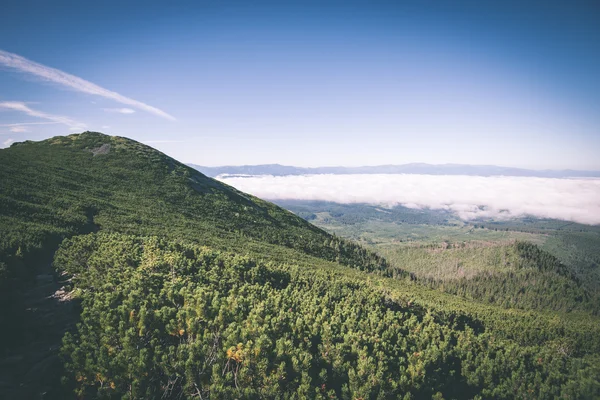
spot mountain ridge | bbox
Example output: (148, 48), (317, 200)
(0, 132), (388, 272)
(189, 162), (600, 178)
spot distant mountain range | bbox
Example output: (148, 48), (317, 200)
(188, 163), (600, 178)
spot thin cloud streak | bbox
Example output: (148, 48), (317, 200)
(2, 138), (15, 148)
(9, 126), (28, 132)
(0, 49), (175, 121)
(218, 174), (600, 225)
(0, 122), (61, 127)
(103, 107), (135, 114)
(0, 101), (86, 130)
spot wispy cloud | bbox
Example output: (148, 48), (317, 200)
(2, 138), (15, 148)
(218, 174), (600, 225)
(0, 121), (61, 127)
(0, 49), (175, 121)
(103, 107), (135, 114)
(0, 101), (86, 130)
(9, 125), (28, 132)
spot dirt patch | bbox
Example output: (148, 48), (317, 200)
(90, 143), (111, 156)
(52, 287), (76, 303)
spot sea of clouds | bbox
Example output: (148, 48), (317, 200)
(217, 174), (600, 225)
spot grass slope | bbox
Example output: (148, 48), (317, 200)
(0, 132), (388, 286)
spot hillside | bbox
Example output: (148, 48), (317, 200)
(377, 241), (597, 314)
(0, 132), (387, 397)
(278, 200), (600, 314)
(0, 133), (390, 294)
(1, 132), (599, 399)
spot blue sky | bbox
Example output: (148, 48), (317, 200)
(1, 0), (599, 169)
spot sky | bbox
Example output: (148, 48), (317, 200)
(1, 0), (599, 169)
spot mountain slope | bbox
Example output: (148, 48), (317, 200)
(0, 132), (387, 397)
(1, 132), (599, 399)
(0, 132), (388, 279)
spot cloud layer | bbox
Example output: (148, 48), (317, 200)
(0, 49), (175, 120)
(218, 174), (600, 225)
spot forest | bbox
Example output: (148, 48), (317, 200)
(1, 132), (599, 399)
(277, 200), (600, 315)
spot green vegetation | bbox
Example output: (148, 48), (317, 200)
(0, 133), (387, 350)
(276, 201), (546, 245)
(0, 133), (383, 269)
(57, 233), (600, 399)
(377, 241), (597, 314)
(279, 200), (600, 315)
(1, 133), (599, 398)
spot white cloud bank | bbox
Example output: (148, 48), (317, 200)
(0, 49), (175, 121)
(218, 174), (600, 225)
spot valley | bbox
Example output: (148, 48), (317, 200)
(277, 200), (600, 313)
